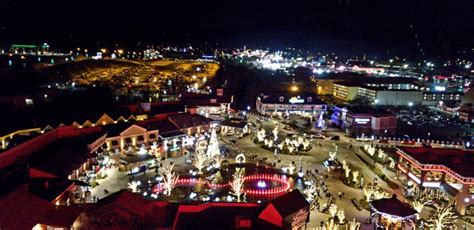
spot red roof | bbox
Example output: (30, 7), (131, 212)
(168, 113), (209, 129)
(258, 190), (310, 227)
(88, 190), (177, 228)
(29, 168), (58, 179)
(173, 202), (264, 230)
(0, 188), (81, 230)
(370, 195), (417, 218)
(398, 147), (474, 178)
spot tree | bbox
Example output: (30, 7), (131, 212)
(302, 139), (310, 150)
(272, 125), (279, 141)
(159, 163), (179, 196)
(363, 186), (375, 202)
(287, 145), (295, 154)
(321, 218), (339, 230)
(426, 203), (457, 230)
(230, 169), (246, 202)
(412, 190), (429, 213)
(328, 143), (338, 161)
(336, 209), (345, 224)
(128, 181), (140, 193)
(329, 204), (338, 218)
(256, 129), (266, 142)
(206, 129), (221, 158)
(193, 149), (209, 174)
(348, 219), (360, 230)
(352, 171), (359, 184)
(213, 154), (224, 169)
(303, 182), (316, 202)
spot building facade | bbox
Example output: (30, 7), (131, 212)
(256, 92), (327, 117)
(332, 106), (397, 137)
(357, 87), (423, 106)
(396, 147), (474, 215)
(332, 83), (359, 101)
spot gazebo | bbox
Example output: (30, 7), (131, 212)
(369, 195), (417, 230)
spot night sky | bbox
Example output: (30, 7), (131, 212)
(1, 0), (473, 58)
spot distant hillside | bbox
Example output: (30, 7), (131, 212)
(38, 59), (143, 82)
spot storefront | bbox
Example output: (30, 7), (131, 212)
(370, 195), (417, 230)
(258, 190), (310, 229)
(396, 147), (474, 215)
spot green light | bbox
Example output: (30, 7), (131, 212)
(11, 44), (37, 49)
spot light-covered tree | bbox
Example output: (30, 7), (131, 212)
(328, 143), (338, 161)
(256, 129), (266, 142)
(302, 139), (310, 150)
(128, 181), (140, 193)
(363, 186), (375, 202)
(206, 129), (221, 158)
(344, 166), (351, 179)
(426, 203), (457, 230)
(348, 219), (360, 230)
(412, 200), (425, 214)
(297, 136), (304, 146)
(272, 126), (279, 141)
(412, 191), (429, 214)
(377, 148), (385, 159)
(336, 209), (345, 224)
(277, 143), (284, 150)
(323, 218), (340, 230)
(288, 162), (296, 175)
(352, 171), (359, 183)
(159, 163), (179, 196)
(267, 139), (274, 148)
(303, 182), (316, 202)
(213, 154), (224, 168)
(230, 170), (246, 202)
(329, 204), (338, 218)
(193, 149), (209, 174)
(287, 145), (295, 154)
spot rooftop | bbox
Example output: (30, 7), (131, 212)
(370, 195), (417, 218)
(168, 113), (209, 129)
(398, 147), (474, 178)
(338, 105), (395, 116)
(28, 133), (103, 178)
(221, 118), (247, 129)
(259, 92), (326, 105)
(0, 188), (82, 229)
(174, 202), (265, 230)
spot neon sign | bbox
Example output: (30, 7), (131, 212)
(291, 209), (309, 229)
(354, 118), (370, 124)
(289, 97), (304, 104)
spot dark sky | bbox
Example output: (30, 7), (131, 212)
(1, 0), (473, 58)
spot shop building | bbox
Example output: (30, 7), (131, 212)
(396, 147), (474, 215)
(256, 92), (327, 117)
(332, 106), (397, 137)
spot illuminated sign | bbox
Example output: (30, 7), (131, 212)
(408, 172), (421, 184)
(291, 209), (309, 229)
(289, 96), (304, 104)
(354, 118), (370, 124)
(422, 182), (441, 188)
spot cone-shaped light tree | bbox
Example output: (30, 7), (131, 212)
(206, 129), (221, 158)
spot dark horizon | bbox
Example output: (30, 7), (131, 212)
(1, 0), (473, 59)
